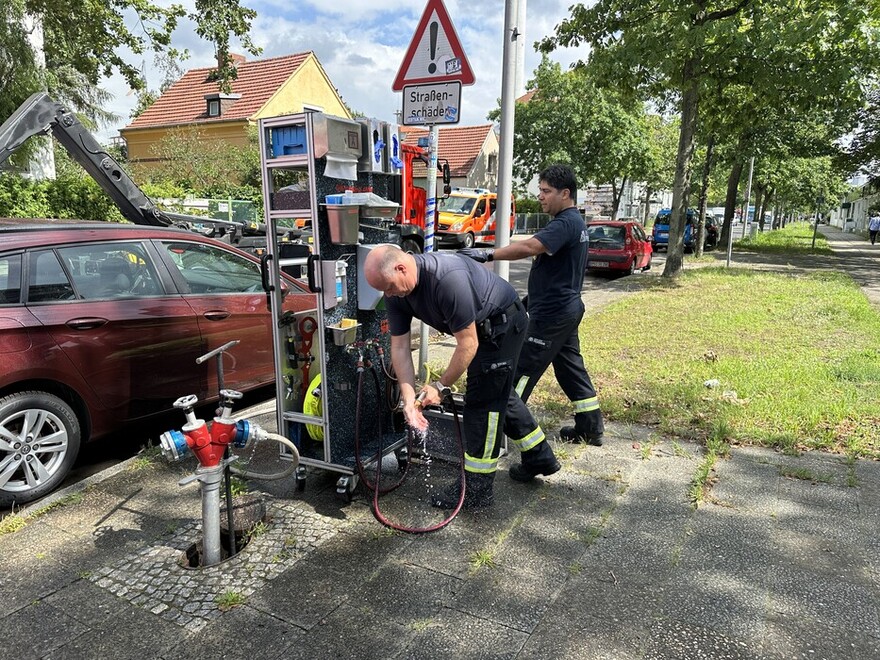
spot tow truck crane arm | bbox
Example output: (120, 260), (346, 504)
(0, 91), (236, 231)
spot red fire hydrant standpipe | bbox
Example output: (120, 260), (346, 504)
(160, 392), (301, 567)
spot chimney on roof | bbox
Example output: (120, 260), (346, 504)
(216, 52), (246, 70)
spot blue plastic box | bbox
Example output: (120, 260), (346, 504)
(270, 126), (307, 157)
(325, 194), (344, 205)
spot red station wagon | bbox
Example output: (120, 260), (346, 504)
(586, 220), (653, 275)
(0, 220), (314, 505)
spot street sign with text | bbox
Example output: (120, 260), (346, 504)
(402, 82), (461, 126)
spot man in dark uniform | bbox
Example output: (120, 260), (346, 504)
(363, 244), (560, 509)
(460, 164), (605, 481)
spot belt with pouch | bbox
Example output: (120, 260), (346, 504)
(479, 299), (523, 340)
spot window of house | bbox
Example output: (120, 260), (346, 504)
(487, 154), (498, 175)
(207, 99), (221, 117)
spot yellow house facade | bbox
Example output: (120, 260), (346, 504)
(121, 52), (351, 171)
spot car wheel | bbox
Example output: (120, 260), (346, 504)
(627, 258), (637, 275)
(461, 233), (475, 249)
(401, 238), (421, 254)
(0, 391), (81, 506)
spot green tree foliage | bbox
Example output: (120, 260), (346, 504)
(514, 197), (542, 213)
(0, 144), (123, 221)
(137, 125), (262, 203)
(542, 0), (880, 276)
(1, 0), (260, 126)
(0, 173), (50, 218)
(844, 82), (880, 175)
(503, 56), (656, 218)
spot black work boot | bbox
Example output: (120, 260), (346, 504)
(559, 414), (604, 446)
(509, 440), (561, 482)
(431, 472), (495, 510)
(559, 426), (603, 446)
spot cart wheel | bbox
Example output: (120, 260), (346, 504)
(295, 466), (307, 492)
(395, 447), (409, 471)
(336, 476), (354, 504)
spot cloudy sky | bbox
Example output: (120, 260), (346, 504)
(100, 0), (588, 138)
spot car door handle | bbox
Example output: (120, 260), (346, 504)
(203, 310), (231, 321)
(66, 317), (108, 330)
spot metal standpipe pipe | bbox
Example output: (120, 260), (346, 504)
(196, 466), (225, 567)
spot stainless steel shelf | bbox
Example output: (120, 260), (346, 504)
(265, 154), (310, 169)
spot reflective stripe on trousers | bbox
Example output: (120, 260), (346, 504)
(574, 396), (600, 413)
(509, 426), (545, 452)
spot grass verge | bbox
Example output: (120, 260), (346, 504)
(733, 221), (833, 254)
(532, 266), (880, 457)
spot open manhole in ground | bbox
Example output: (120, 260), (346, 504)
(180, 494), (269, 569)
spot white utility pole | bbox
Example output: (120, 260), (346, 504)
(418, 124), (440, 380)
(514, 0), (526, 97)
(494, 0), (521, 282)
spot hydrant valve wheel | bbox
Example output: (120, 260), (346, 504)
(173, 394), (198, 409)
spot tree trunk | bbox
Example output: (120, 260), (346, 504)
(611, 177), (625, 220)
(694, 134), (715, 258)
(758, 188), (772, 231)
(642, 186), (654, 226)
(662, 56), (701, 277)
(753, 185), (764, 234)
(720, 159), (744, 248)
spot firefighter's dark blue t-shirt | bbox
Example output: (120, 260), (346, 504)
(527, 206), (588, 318)
(386, 252), (518, 336)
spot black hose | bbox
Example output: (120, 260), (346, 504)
(354, 367), (408, 495)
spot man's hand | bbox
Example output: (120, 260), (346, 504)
(458, 247), (494, 263)
(404, 399), (428, 432)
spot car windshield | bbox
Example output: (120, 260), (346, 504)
(588, 225), (625, 246)
(655, 212), (695, 226)
(439, 196), (476, 215)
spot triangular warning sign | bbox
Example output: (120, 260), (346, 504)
(392, 0), (475, 91)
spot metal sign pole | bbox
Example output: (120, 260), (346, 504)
(418, 124), (439, 381)
(493, 0), (519, 282)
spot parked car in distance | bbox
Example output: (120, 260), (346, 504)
(651, 208), (696, 252)
(586, 220), (652, 275)
(652, 208), (719, 251)
(0, 220), (316, 506)
(703, 213), (719, 249)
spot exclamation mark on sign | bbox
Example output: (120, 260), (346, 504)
(428, 21), (438, 74)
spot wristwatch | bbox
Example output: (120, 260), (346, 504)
(432, 380), (452, 399)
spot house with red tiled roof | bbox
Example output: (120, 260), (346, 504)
(121, 52), (350, 171)
(401, 124), (499, 191)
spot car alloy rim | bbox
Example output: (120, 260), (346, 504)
(0, 409), (69, 493)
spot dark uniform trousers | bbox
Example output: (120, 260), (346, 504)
(504, 308), (604, 441)
(462, 299), (535, 474)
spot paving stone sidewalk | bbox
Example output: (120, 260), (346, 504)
(1, 225), (878, 659)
